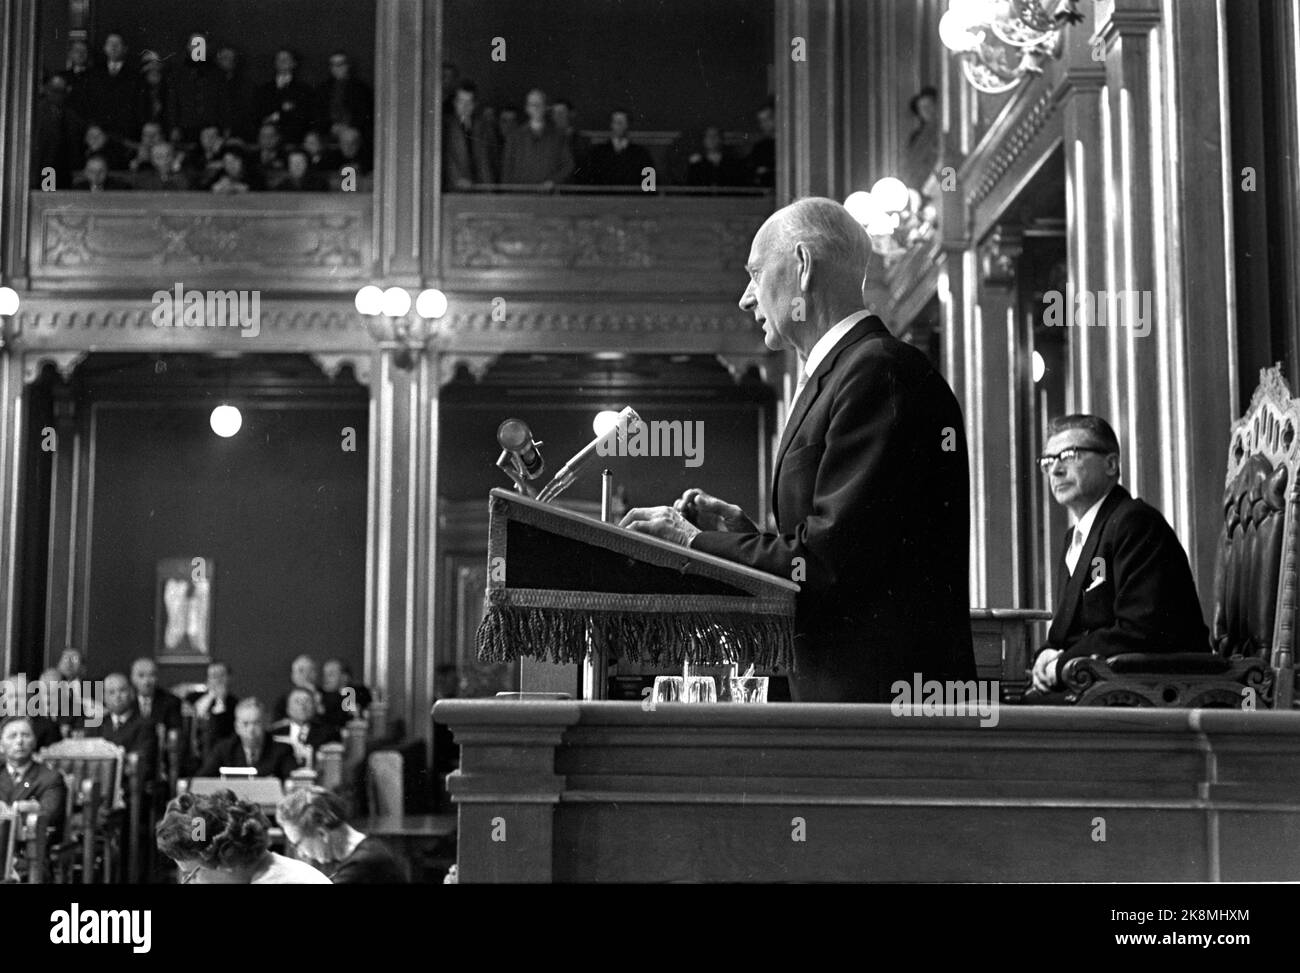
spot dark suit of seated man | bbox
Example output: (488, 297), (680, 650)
(1026, 414), (1210, 699)
(621, 197), (975, 702)
(197, 698), (297, 781)
(129, 657), (182, 735)
(270, 687), (341, 767)
(91, 673), (159, 784)
(0, 715), (67, 841)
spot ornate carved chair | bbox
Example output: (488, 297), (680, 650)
(40, 738), (137, 882)
(1, 802), (49, 883)
(1059, 366), (1294, 707)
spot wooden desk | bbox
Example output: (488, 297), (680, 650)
(436, 698), (1300, 883)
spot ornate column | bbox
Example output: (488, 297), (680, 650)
(0, 342), (22, 676)
(374, 0), (427, 286)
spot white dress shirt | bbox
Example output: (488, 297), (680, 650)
(1066, 487), (1113, 576)
(789, 309), (876, 416)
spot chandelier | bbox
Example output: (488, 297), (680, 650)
(845, 178), (937, 265)
(939, 0), (1085, 94)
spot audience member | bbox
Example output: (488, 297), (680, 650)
(321, 660), (371, 729)
(270, 687), (340, 766)
(169, 33), (221, 142)
(491, 105), (519, 177)
(255, 47), (315, 145)
(686, 126), (744, 187)
(550, 98), (589, 180)
(210, 147), (260, 194)
(57, 39), (94, 120)
(254, 122), (287, 183)
(904, 85), (939, 188)
(588, 109), (654, 188)
(443, 80), (495, 190)
(274, 655), (321, 721)
(197, 698), (297, 780)
(87, 32), (138, 139)
(333, 125), (372, 178)
(215, 44), (256, 142)
(747, 99), (776, 187)
(1026, 415), (1211, 699)
(127, 121), (164, 173)
(187, 124), (227, 189)
(300, 129), (329, 170)
(136, 55), (172, 134)
(81, 124), (130, 171)
(0, 715), (66, 841)
(189, 661), (239, 755)
(501, 88), (573, 189)
(316, 50), (373, 143)
(276, 148), (328, 190)
(129, 657), (182, 733)
(156, 789), (330, 883)
(33, 74), (85, 189)
(132, 141), (192, 191)
(277, 786), (406, 883)
(91, 672), (158, 783)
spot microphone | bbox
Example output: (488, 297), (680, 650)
(537, 406), (641, 503)
(497, 419), (545, 480)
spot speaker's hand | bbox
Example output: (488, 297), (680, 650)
(619, 506), (700, 547)
(675, 489), (757, 533)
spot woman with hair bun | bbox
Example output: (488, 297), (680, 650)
(156, 789), (331, 884)
(276, 786), (406, 883)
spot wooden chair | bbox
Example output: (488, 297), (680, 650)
(1, 802), (48, 884)
(39, 738), (138, 882)
(367, 750), (404, 817)
(1058, 366), (1288, 707)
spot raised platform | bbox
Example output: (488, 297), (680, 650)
(434, 699), (1300, 882)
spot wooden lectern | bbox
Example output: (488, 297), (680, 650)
(476, 488), (799, 698)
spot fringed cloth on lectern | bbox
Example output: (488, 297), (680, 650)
(476, 488), (798, 670)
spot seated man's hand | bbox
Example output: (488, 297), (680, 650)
(619, 506), (700, 547)
(1031, 647), (1063, 693)
(674, 489), (757, 533)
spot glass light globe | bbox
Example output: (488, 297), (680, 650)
(210, 404), (242, 438)
(844, 191), (886, 226)
(593, 410), (622, 438)
(354, 285), (384, 316)
(380, 287), (411, 317)
(871, 177), (911, 213)
(415, 288), (448, 319)
(1032, 350), (1046, 384)
(939, 9), (984, 52)
(0, 286), (18, 316)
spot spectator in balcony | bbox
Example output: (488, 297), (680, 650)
(187, 124), (227, 189)
(81, 123), (130, 171)
(301, 129), (329, 171)
(551, 99), (589, 181)
(133, 141), (191, 191)
(33, 73), (85, 189)
(501, 88), (573, 190)
(256, 47), (315, 146)
(441, 62), (460, 114)
(746, 99), (776, 188)
(87, 32), (138, 139)
(136, 54), (172, 135)
(316, 50), (373, 144)
(491, 105), (519, 178)
(169, 32), (221, 144)
(127, 121), (164, 174)
(443, 80), (495, 191)
(333, 125), (372, 179)
(215, 45), (256, 142)
(686, 126), (745, 188)
(275, 148), (328, 191)
(254, 122), (287, 184)
(58, 39), (94, 120)
(210, 146), (261, 194)
(903, 85), (940, 188)
(588, 109), (654, 189)
(72, 154), (130, 192)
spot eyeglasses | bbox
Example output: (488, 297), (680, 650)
(1037, 446), (1111, 473)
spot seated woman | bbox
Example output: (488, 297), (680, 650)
(276, 786), (406, 883)
(156, 789), (331, 884)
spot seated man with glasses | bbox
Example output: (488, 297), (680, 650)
(1026, 414), (1210, 700)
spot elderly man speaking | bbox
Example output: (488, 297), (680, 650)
(621, 197), (975, 702)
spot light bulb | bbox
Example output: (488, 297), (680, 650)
(415, 288), (448, 319)
(593, 410), (622, 438)
(0, 286), (18, 316)
(844, 191), (886, 226)
(210, 404), (242, 438)
(354, 285), (383, 316)
(939, 8), (984, 52)
(871, 177), (911, 213)
(380, 287), (411, 318)
(1032, 350), (1046, 384)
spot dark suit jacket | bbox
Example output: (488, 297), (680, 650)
(691, 315), (974, 701)
(92, 710), (159, 783)
(1038, 485), (1210, 684)
(137, 689), (183, 733)
(0, 762), (67, 840)
(587, 140), (654, 186)
(197, 736), (298, 781)
(443, 111), (496, 188)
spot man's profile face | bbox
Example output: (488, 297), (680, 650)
(131, 660), (157, 696)
(235, 707), (263, 747)
(105, 675), (132, 716)
(1, 720), (34, 765)
(739, 221), (800, 353)
(1042, 428), (1118, 511)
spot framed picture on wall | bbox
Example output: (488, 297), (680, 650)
(155, 556), (214, 663)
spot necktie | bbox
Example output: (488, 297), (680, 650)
(140, 697), (150, 718)
(1065, 526), (1085, 575)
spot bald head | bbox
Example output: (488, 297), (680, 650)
(740, 197), (871, 357)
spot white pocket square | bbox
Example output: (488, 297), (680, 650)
(1085, 576), (1106, 592)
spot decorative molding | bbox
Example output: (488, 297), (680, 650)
(12, 305), (362, 336)
(436, 353), (499, 388)
(444, 308), (755, 337)
(965, 85), (1059, 210)
(23, 351), (87, 385)
(310, 352), (373, 388)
